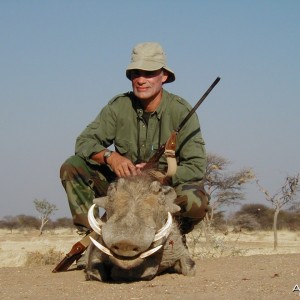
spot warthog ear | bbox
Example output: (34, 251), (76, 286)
(93, 196), (109, 209)
(149, 180), (162, 193)
(106, 178), (125, 196)
(161, 186), (181, 214)
(116, 178), (126, 187)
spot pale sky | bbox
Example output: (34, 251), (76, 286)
(0, 0), (299, 220)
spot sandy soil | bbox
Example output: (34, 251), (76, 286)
(1, 229), (300, 300)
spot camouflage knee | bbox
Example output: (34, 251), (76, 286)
(174, 181), (210, 233)
(60, 156), (96, 228)
(60, 155), (113, 229)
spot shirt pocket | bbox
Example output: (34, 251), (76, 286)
(114, 139), (134, 160)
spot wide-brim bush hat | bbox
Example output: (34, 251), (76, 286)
(126, 42), (175, 83)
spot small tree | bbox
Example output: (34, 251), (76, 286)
(256, 174), (300, 250)
(0, 216), (19, 233)
(204, 153), (255, 221)
(33, 199), (58, 235)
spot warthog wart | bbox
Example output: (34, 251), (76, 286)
(85, 173), (196, 282)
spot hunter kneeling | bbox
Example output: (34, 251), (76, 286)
(56, 42), (215, 280)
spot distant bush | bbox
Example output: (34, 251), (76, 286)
(0, 215), (39, 231)
(230, 203), (300, 231)
(53, 217), (74, 228)
(17, 214), (40, 229)
(0, 215), (74, 230)
(0, 216), (19, 232)
(231, 213), (261, 231)
(276, 210), (300, 231)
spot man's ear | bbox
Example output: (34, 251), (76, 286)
(162, 69), (169, 84)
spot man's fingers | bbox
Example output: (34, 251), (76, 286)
(128, 163), (138, 176)
(116, 162), (138, 177)
(136, 162), (147, 169)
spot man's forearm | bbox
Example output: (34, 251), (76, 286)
(91, 150), (112, 165)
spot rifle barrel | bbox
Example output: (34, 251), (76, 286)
(175, 76), (220, 133)
(144, 77), (220, 168)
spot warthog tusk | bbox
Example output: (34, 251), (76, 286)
(88, 204), (103, 235)
(89, 236), (113, 257)
(153, 212), (172, 242)
(139, 245), (163, 259)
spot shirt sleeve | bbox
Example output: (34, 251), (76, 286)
(75, 104), (116, 165)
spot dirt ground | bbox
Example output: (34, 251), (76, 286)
(1, 229), (300, 300)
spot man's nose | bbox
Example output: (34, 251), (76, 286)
(136, 76), (147, 84)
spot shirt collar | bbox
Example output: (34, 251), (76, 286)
(131, 89), (169, 120)
(152, 89), (168, 120)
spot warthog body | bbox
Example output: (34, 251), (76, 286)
(85, 173), (196, 282)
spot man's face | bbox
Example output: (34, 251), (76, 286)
(131, 69), (168, 101)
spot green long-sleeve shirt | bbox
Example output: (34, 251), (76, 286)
(75, 89), (206, 186)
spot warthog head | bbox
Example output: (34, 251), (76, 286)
(85, 173), (196, 281)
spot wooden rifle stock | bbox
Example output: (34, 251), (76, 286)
(144, 77), (220, 169)
(52, 231), (97, 273)
(52, 241), (86, 273)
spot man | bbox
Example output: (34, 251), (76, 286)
(60, 42), (209, 235)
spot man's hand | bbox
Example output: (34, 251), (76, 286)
(107, 152), (141, 177)
(135, 162), (147, 170)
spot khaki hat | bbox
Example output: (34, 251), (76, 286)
(126, 42), (175, 83)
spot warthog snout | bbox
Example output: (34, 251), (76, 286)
(111, 240), (141, 257)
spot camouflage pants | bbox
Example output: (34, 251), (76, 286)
(60, 155), (209, 234)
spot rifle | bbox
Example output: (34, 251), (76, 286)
(52, 231), (97, 273)
(144, 77), (221, 170)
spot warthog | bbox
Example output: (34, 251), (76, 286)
(85, 173), (196, 282)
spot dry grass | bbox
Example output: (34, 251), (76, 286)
(24, 248), (65, 266)
(186, 225), (300, 259)
(0, 227), (300, 267)
(187, 227), (247, 258)
(0, 228), (79, 267)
